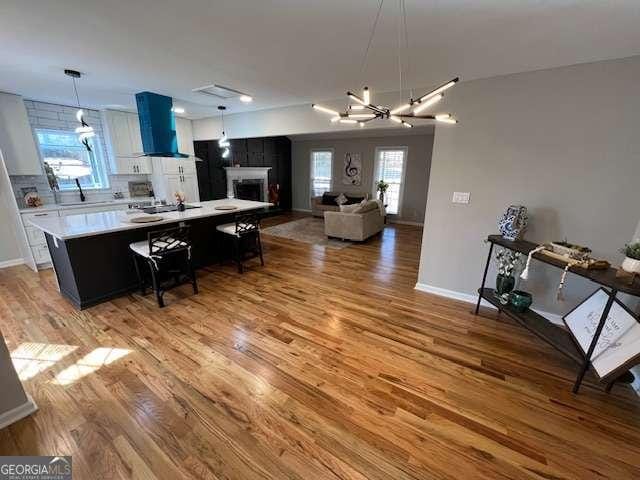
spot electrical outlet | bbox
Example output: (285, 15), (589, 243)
(452, 192), (470, 204)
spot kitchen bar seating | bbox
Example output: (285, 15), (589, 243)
(216, 212), (264, 273)
(130, 225), (198, 307)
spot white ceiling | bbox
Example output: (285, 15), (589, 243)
(1, 0), (639, 119)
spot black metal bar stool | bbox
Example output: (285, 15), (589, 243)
(129, 225), (198, 307)
(216, 212), (264, 273)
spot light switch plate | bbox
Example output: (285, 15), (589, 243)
(452, 192), (470, 204)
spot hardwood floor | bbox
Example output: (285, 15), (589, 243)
(1, 213), (639, 479)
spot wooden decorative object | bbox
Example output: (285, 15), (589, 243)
(129, 215), (164, 223)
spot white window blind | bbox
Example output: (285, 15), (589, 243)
(374, 148), (406, 215)
(310, 150), (333, 197)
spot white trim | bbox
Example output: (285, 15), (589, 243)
(310, 148), (334, 198)
(389, 219), (423, 227)
(291, 208), (312, 213)
(0, 394), (38, 430)
(0, 258), (24, 269)
(373, 146), (408, 216)
(414, 282), (563, 325)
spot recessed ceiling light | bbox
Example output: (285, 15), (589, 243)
(239, 95), (253, 103)
(171, 106), (185, 114)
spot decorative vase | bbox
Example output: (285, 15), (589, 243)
(621, 256), (640, 274)
(498, 205), (528, 241)
(495, 274), (515, 295)
(177, 202), (186, 212)
(509, 290), (533, 313)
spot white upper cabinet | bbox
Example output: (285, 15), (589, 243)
(102, 110), (144, 157)
(150, 157), (199, 203)
(128, 113), (143, 155)
(0, 93), (42, 175)
(175, 117), (195, 156)
(102, 110), (147, 174)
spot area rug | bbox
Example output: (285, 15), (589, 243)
(261, 217), (352, 249)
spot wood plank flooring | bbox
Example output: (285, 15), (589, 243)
(1, 213), (639, 479)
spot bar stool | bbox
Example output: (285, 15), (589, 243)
(129, 225), (198, 307)
(216, 213), (264, 273)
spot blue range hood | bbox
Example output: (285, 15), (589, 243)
(135, 91), (189, 158)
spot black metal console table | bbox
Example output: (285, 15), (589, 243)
(476, 234), (640, 393)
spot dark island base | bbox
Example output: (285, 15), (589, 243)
(45, 210), (262, 309)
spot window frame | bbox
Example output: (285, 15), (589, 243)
(373, 146), (409, 216)
(34, 127), (110, 191)
(309, 148), (334, 199)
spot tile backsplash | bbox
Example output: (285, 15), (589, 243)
(10, 100), (153, 208)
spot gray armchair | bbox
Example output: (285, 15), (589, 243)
(324, 201), (384, 241)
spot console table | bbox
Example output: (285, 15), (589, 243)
(475, 234), (640, 393)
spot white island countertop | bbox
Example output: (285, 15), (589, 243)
(27, 199), (272, 240)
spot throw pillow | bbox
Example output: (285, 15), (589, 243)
(345, 195), (365, 205)
(321, 193), (338, 206)
(335, 193), (348, 205)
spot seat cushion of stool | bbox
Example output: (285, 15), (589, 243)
(216, 222), (256, 236)
(129, 238), (188, 258)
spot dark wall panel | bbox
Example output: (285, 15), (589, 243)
(194, 136), (292, 209)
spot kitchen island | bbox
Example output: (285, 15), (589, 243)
(28, 199), (271, 309)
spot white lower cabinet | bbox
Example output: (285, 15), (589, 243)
(20, 210), (58, 268)
(20, 203), (134, 270)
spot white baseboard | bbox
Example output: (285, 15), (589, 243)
(0, 258), (24, 269)
(291, 208), (312, 213)
(414, 282), (563, 325)
(0, 394), (38, 430)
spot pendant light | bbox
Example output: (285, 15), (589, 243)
(217, 106), (230, 159)
(64, 69), (95, 152)
(311, 0), (460, 128)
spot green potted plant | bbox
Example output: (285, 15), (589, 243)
(375, 180), (389, 202)
(495, 248), (523, 298)
(620, 242), (640, 274)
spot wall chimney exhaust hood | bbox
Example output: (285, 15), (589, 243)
(135, 91), (188, 158)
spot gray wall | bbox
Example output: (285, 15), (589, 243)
(418, 55), (640, 315)
(0, 332), (29, 416)
(291, 132), (434, 223)
(0, 152), (21, 264)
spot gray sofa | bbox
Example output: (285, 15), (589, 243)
(324, 200), (384, 241)
(311, 191), (369, 217)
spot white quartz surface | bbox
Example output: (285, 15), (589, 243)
(27, 199), (272, 240)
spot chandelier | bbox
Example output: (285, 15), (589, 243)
(64, 69), (95, 151)
(312, 0), (459, 128)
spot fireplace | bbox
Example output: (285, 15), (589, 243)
(224, 167), (271, 201)
(234, 179), (264, 201)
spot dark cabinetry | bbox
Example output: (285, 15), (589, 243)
(194, 136), (292, 210)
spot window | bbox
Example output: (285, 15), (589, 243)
(35, 129), (109, 190)
(310, 149), (333, 197)
(373, 147), (407, 215)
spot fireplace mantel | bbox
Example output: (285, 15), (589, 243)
(224, 167), (272, 200)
